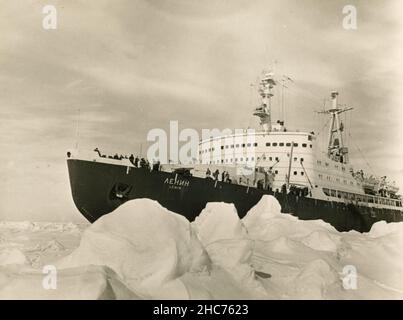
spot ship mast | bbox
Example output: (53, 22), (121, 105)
(253, 71), (276, 132)
(318, 91), (353, 164)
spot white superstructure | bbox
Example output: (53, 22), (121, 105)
(197, 70), (402, 209)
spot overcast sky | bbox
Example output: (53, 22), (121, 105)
(1, 0), (402, 221)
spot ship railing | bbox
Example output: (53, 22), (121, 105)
(323, 187), (402, 208)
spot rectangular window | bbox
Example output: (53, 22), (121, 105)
(273, 143), (278, 146)
(254, 143), (258, 147)
(266, 142), (271, 147)
(286, 143), (291, 147)
(302, 143), (307, 147)
(293, 143), (298, 147)
(279, 142), (284, 147)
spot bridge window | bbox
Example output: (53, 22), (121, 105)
(301, 171), (304, 176)
(242, 143), (245, 147)
(279, 142), (284, 146)
(286, 143), (291, 147)
(273, 143), (278, 147)
(293, 143), (298, 147)
(254, 143), (258, 147)
(302, 143), (307, 147)
(266, 142), (271, 146)
(310, 144), (312, 148)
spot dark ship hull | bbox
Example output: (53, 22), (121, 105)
(67, 159), (403, 232)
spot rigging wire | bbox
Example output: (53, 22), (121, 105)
(75, 108), (81, 150)
(348, 132), (375, 176)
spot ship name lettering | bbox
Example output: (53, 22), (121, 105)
(164, 178), (190, 187)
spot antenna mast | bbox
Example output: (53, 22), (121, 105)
(253, 71), (276, 132)
(317, 91), (353, 164)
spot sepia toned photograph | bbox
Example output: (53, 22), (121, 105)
(0, 0), (402, 303)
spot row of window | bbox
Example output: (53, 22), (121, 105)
(317, 160), (346, 172)
(323, 188), (402, 207)
(318, 174), (356, 186)
(200, 142), (313, 154)
(204, 156), (306, 165)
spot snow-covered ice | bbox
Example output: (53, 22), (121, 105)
(0, 195), (402, 299)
